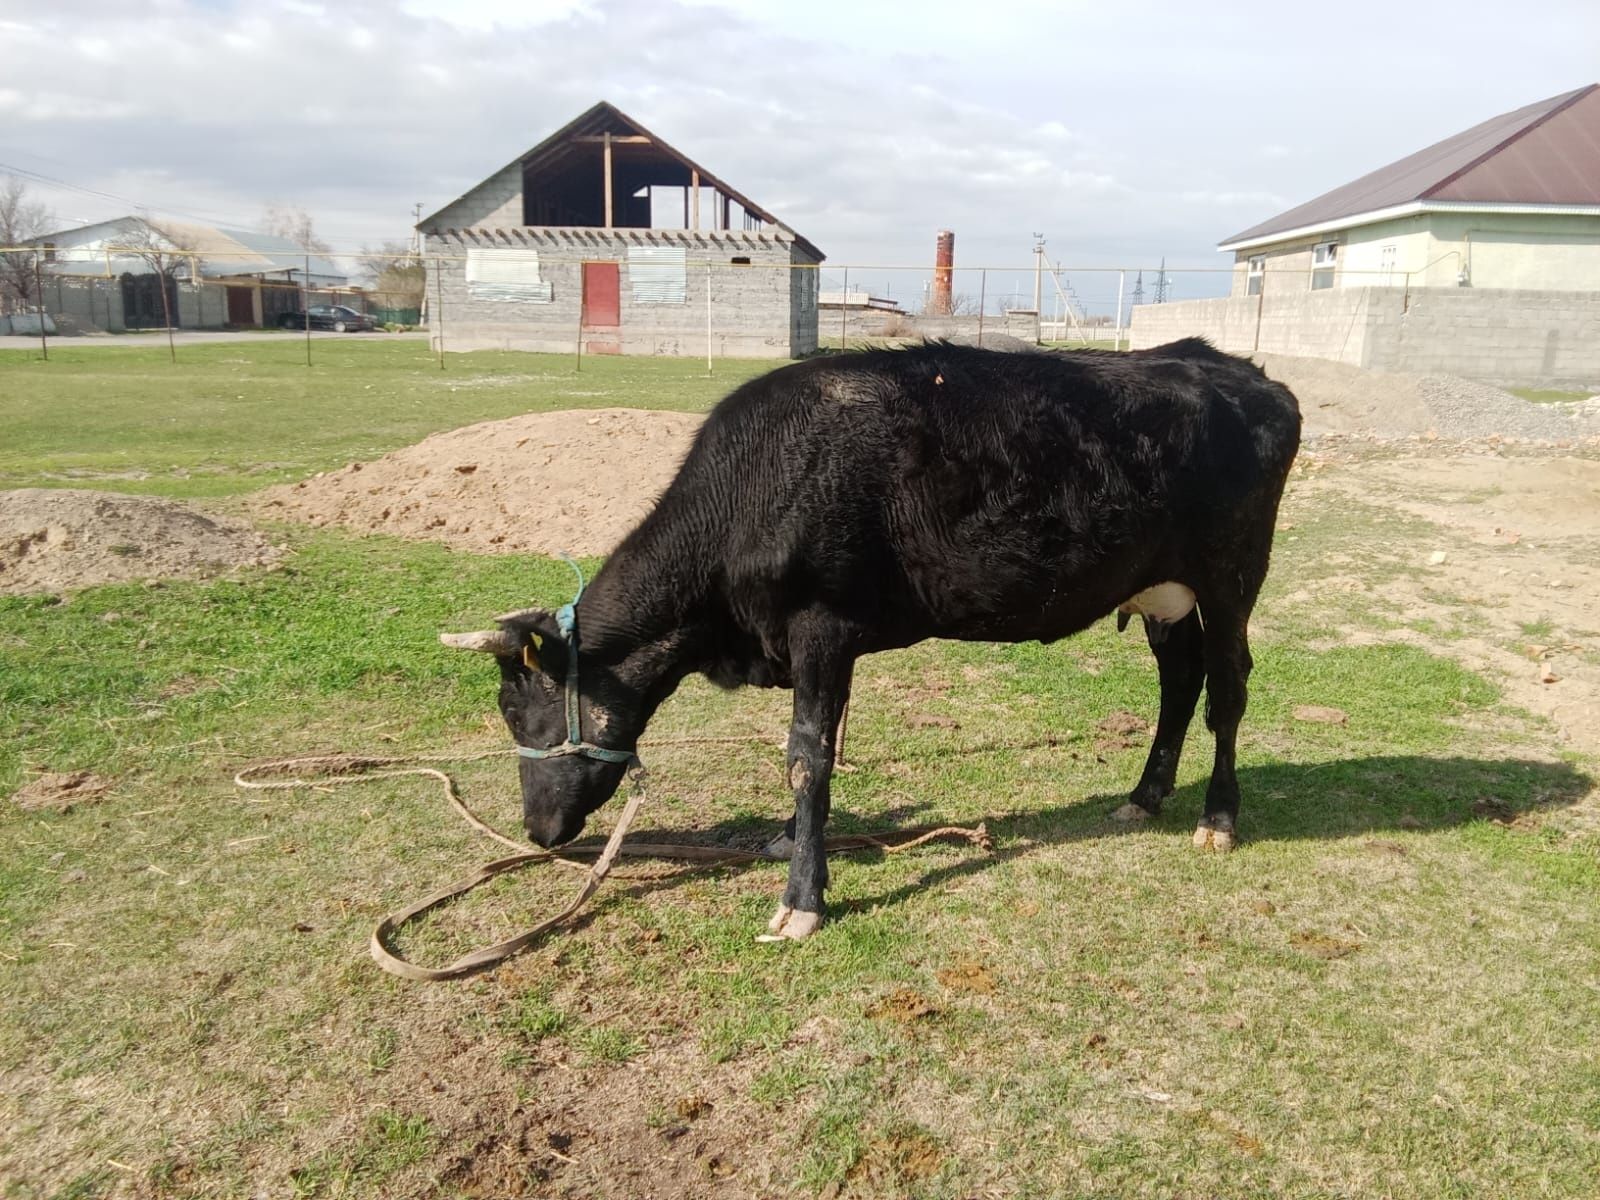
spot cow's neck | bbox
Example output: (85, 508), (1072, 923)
(569, 526), (717, 727)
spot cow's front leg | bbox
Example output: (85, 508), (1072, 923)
(760, 643), (852, 943)
(765, 663), (853, 860)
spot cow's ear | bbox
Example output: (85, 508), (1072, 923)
(496, 608), (566, 678)
(521, 631), (545, 671)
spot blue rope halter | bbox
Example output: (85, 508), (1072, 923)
(516, 557), (640, 770)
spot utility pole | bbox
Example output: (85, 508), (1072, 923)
(1032, 233), (1045, 316)
(409, 202), (423, 256)
(1153, 257), (1169, 304)
(1131, 271), (1145, 308)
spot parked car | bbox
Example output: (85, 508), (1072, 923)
(276, 305), (375, 333)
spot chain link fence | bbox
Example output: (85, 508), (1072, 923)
(2, 245), (1595, 386)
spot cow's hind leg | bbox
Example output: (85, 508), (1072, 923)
(760, 629), (853, 942)
(1194, 602), (1253, 852)
(1113, 610), (1205, 824)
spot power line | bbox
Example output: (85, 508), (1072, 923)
(0, 159), (251, 230)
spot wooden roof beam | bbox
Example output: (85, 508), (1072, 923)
(572, 134), (652, 144)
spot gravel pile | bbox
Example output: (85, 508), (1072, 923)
(1254, 353), (1599, 441)
(1415, 376), (1598, 441)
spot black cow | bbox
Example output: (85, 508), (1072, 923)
(443, 339), (1301, 940)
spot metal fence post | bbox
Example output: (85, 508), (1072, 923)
(1252, 264), (1266, 352)
(977, 269), (987, 347)
(159, 263), (176, 363)
(840, 265), (848, 351)
(1114, 269), (1126, 351)
(303, 252), (313, 367)
(33, 250), (47, 361)
(434, 254), (445, 370)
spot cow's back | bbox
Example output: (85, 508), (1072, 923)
(649, 340), (1299, 649)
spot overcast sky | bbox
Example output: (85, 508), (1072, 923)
(3, 0), (1596, 312)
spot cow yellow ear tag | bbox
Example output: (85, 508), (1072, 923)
(522, 633), (543, 671)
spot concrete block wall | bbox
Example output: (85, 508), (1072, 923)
(1131, 289), (1378, 365)
(424, 228), (816, 358)
(41, 275), (126, 332)
(428, 164), (524, 231)
(1364, 288), (1600, 386)
(819, 310), (1097, 344)
(788, 247), (820, 356)
(1130, 286), (1600, 386)
(177, 282), (228, 329)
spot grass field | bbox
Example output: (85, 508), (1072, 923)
(0, 341), (773, 499)
(2, 344), (1598, 1198)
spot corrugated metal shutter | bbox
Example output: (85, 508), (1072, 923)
(627, 246), (687, 304)
(465, 248), (553, 303)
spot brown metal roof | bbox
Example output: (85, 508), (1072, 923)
(420, 101), (823, 261)
(1221, 84), (1600, 247)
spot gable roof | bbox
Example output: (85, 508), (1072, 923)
(1220, 84), (1600, 250)
(419, 101), (822, 260)
(38, 216), (346, 282)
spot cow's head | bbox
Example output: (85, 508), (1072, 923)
(441, 608), (635, 848)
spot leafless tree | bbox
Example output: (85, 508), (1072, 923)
(120, 219), (206, 330)
(262, 204), (332, 256)
(359, 239), (426, 311)
(918, 291), (982, 317)
(0, 175), (54, 314)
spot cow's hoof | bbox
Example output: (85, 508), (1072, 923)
(755, 905), (821, 942)
(1192, 815), (1236, 853)
(763, 832), (796, 860)
(1112, 802), (1155, 823)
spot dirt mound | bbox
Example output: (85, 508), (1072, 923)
(1255, 354), (1436, 436)
(1255, 353), (1595, 440)
(0, 489), (280, 594)
(255, 363), (1594, 563)
(255, 408), (703, 557)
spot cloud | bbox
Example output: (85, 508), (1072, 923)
(1180, 190), (1290, 209)
(4, 0), (1597, 312)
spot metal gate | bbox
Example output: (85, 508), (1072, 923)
(120, 272), (178, 329)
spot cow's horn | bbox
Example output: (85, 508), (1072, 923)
(439, 629), (520, 655)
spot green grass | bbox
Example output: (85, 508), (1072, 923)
(0, 340), (774, 498)
(1, 346), (1597, 1198)
(2, 522), (1595, 1197)
(1508, 386), (1595, 405)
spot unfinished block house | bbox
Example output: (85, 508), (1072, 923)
(419, 102), (823, 358)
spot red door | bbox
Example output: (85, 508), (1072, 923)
(226, 286), (255, 326)
(581, 262), (620, 328)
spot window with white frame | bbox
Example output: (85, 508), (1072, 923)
(1310, 241), (1337, 290)
(1246, 255), (1265, 296)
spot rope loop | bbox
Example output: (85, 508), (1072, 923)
(233, 740), (993, 981)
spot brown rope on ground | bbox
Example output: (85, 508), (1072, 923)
(234, 740), (994, 982)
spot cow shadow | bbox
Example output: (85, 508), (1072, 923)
(568, 753), (1592, 920)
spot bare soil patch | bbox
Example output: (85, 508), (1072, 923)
(1282, 446), (1600, 755)
(0, 488), (279, 594)
(254, 408), (703, 558)
(8, 770), (110, 813)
